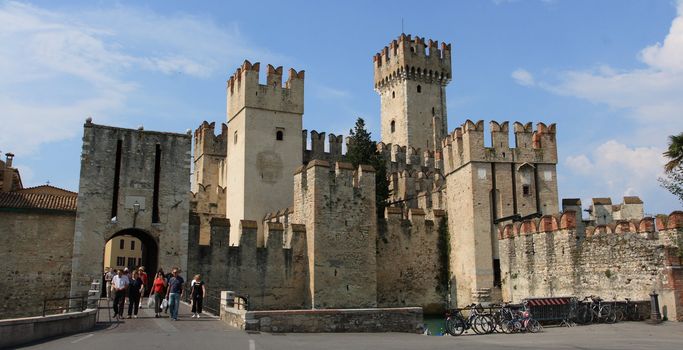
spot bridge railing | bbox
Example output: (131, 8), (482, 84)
(42, 295), (88, 317)
(182, 287), (222, 315)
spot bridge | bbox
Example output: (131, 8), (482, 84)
(13, 299), (683, 350)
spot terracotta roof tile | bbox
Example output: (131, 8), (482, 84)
(0, 191), (77, 212)
(18, 185), (77, 196)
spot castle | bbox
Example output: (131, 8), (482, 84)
(1, 33), (681, 322)
(187, 33), (682, 317)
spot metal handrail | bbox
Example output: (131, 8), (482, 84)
(42, 295), (88, 317)
(182, 287), (250, 313)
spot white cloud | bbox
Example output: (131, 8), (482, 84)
(313, 85), (351, 100)
(565, 154), (593, 175)
(511, 68), (535, 86)
(0, 1), (273, 155)
(531, 0), (683, 129)
(564, 140), (668, 211)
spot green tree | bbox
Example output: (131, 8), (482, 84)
(660, 132), (683, 204)
(664, 132), (683, 172)
(659, 165), (683, 205)
(347, 118), (390, 218)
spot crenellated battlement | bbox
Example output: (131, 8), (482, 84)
(442, 120), (558, 173)
(194, 121), (228, 157)
(373, 34), (452, 90)
(188, 217), (310, 310)
(377, 142), (442, 172)
(498, 210), (683, 304)
(227, 60), (305, 118)
(376, 142), (446, 209)
(293, 160), (376, 199)
(302, 130), (347, 164)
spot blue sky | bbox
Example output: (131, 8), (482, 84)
(1, 0), (681, 215)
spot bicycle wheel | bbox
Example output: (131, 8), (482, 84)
(482, 315), (496, 334)
(446, 317), (465, 336)
(615, 307), (625, 322)
(502, 320), (515, 334)
(576, 305), (593, 324)
(472, 315), (492, 334)
(604, 307), (617, 324)
(526, 319), (542, 333)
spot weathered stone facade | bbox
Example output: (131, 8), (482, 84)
(189, 161), (379, 310)
(376, 208), (448, 313)
(225, 61), (304, 245)
(0, 210), (75, 318)
(442, 120), (559, 306)
(499, 211), (683, 321)
(374, 34), (451, 152)
(70, 122), (191, 298)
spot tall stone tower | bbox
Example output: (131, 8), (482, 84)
(374, 34), (451, 151)
(442, 120), (559, 306)
(225, 60), (304, 244)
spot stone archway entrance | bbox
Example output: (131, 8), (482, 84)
(69, 122), (191, 299)
(105, 228), (159, 281)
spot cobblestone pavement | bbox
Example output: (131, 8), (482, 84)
(20, 300), (683, 350)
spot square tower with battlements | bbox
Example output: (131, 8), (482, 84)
(374, 34), (452, 152)
(225, 61), (305, 245)
(442, 120), (559, 306)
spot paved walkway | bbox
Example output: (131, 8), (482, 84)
(20, 301), (683, 350)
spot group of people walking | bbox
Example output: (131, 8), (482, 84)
(103, 266), (206, 320)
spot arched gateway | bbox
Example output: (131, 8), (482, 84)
(70, 121), (192, 298)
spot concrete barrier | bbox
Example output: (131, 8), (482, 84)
(0, 309), (97, 348)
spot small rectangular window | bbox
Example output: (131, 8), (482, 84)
(119, 239), (124, 250)
(131, 240), (135, 250)
(116, 257), (125, 267)
(522, 184), (531, 196)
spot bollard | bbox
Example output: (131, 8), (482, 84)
(647, 291), (662, 324)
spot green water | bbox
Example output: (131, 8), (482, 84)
(423, 315), (448, 336)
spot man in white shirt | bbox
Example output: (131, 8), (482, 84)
(112, 268), (130, 318)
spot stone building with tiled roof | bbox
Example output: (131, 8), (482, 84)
(0, 153), (78, 319)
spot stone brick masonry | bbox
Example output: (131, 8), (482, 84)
(499, 211), (683, 321)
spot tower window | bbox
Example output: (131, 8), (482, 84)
(392, 91), (395, 98)
(522, 184), (531, 196)
(276, 130), (284, 141)
(390, 120), (396, 133)
(233, 131), (238, 144)
(432, 107), (435, 116)
(417, 85), (422, 93)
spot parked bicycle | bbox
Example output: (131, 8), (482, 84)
(615, 298), (641, 322)
(445, 304), (493, 336)
(576, 296), (617, 324)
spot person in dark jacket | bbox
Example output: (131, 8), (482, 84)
(127, 270), (144, 318)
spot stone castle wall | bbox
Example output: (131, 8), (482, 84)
(378, 142), (446, 211)
(188, 218), (309, 310)
(499, 211), (683, 321)
(292, 161), (378, 309)
(0, 210), (75, 318)
(377, 208), (448, 313)
(70, 122), (191, 298)
(442, 120), (560, 306)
